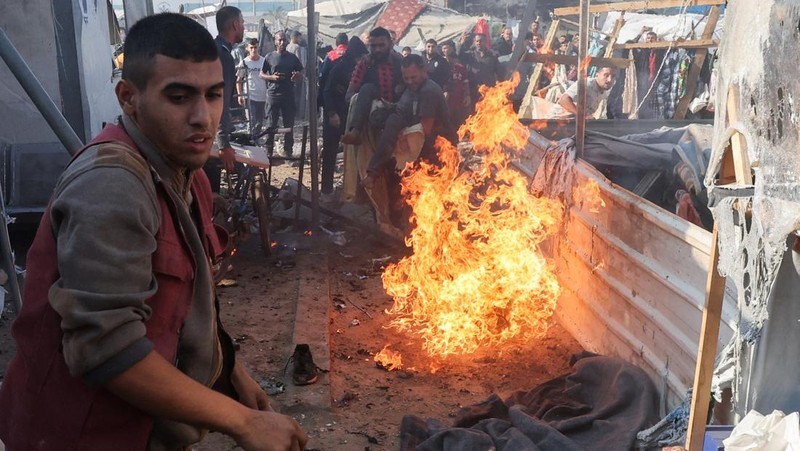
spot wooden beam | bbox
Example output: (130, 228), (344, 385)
(508, 0), (540, 80)
(674, 5), (720, 118)
(604, 16), (626, 58)
(554, 0), (725, 16)
(685, 84), (752, 451)
(614, 38), (719, 50)
(523, 53), (631, 69)
(685, 225), (726, 451)
(517, 19), (561, 118)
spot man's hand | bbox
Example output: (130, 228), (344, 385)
(459, 32), (469, 46)
(238, 96), (246, 107)
(232, 410), (308, 451)
(219, 147), (236, 172)
(290, 71), (301, 82)
(232, 360), (271, 411)
(329, 113), (341, 128)
(443, 91), (449, 100)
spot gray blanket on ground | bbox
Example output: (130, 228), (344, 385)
(399, 352), (660, 451)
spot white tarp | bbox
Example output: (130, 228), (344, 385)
(601, 10), (724, 44)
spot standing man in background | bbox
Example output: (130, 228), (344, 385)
(237, 38), (267, 143)
(206, 5), (242, 192)
(260, 31), (304, 158)
(286, 30), (307, 121)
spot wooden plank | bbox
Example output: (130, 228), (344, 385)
(727, 85), (753, 185)
(604, 17), (626, 58)
(554, 0), (725, 16)
(686, 84), (748, 449)
(685, 226), (726, 450)
(508, 0), (540, 80)
(517, 19), (561, 118)
(523, 53), (631, 69)
(614, 38), (719, 50)
(673, 6), (720, 118)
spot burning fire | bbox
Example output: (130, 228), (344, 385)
(381, 75), (564, 358)
(374, 345), (403, 370)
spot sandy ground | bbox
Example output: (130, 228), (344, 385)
(0, 130), (584, 450)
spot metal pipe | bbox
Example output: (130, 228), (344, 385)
(0, 27), (84, 155)
(307, 8), (320, 227)
(575, 0), (590, 158)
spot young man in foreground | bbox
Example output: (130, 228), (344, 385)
(0, 13), (307, 451)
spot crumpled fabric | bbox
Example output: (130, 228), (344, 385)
(723, 410), (800, 451)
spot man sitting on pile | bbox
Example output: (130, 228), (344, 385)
(340, 26), (404, 146)
(362, 54), (454, 189)
(548, 66), (617, 120)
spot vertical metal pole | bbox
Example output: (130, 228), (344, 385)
(0, 27), (84, 156)
(294, 125), (309, 224)
(0, 186), (22, 314)
(576, 0), (590, 158)
(307, 8), (320, 227)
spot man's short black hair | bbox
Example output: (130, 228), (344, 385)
(335, 33), (348, 46)
(216, 6), (242, 34)
(123, 13), (217, 89)
(425, 38), (437, 46)
(401, 53), (425, 69)
(402, 46), (412, 52)
(248, 38), (258, 46)
(369, 27), (392, 42)
(441, 40), (455, 49)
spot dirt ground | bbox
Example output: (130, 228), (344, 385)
(0, 151), (584, 451)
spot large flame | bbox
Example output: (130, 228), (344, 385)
(381, 75), (564, 358)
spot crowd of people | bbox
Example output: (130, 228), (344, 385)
(0, 9), (654, 450)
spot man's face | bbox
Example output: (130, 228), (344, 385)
(441, 44), (453, 58)
(275, 34), (286, 52)
(401, 64), (427, 92)
(645, 32), (657, 43)
(473, 35), (485, 50)
(594, 68), (616, 91)
(558, 36), (567, 45)
(233, 14), (245, 44)
(369, 35), (391, 61)
(533, 36), (544, 49)
(248, 43), (259, 59)
(530, 22), (539, 33)
(502, 28), (512, 41)
(425, 43), (436, 57)
(401, 49), (411, 57)
(117, 55), (224, 170)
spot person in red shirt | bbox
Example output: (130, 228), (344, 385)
(340, 27), (403, 145)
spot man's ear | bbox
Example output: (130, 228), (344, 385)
(115, 79), (138, 117)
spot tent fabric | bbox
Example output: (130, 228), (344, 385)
(398, 353), (660, 451)
(374, 0), (427, 42)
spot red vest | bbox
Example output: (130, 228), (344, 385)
(0, 124), (225, 450)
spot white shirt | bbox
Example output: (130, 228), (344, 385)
(239, 56), (267, 102)
(548, 77), (610, 119)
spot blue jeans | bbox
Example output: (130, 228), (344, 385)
(248, 99), (266, 141)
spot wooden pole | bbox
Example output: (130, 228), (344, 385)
(306, 7), (320, 226)
(507, 0), (540, 80)
(685, 84), (752, 449)
(604, 16), (625, 58)
(517, 19), (560, 119)
(554, 0), (725, 16)
(673, 6), (720, 119)
(576, 0), (590, 157)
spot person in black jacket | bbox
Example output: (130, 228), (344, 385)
(424, 39), (451, 93)
(320, 36), (368, 198)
